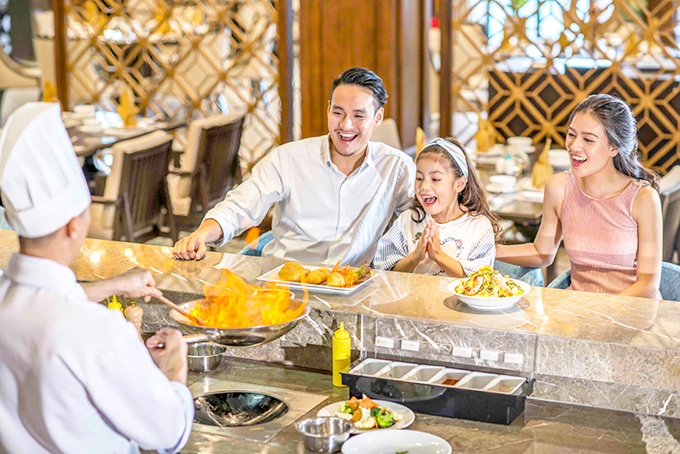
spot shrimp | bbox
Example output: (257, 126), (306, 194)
(467, 274), (484, 295)
(492, 273), (513, 297)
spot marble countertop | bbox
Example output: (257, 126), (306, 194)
(176, 358), (679, 454)
(1, 230), (678, 352)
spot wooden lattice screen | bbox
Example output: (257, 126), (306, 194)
(54, 0), (291, 170)
(439, 0), (680, 174)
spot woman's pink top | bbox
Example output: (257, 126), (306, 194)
(560, 171), (660, 297)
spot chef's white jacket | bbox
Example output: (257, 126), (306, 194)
(205, 135), (416, 266)
(0, 253), (194, 454)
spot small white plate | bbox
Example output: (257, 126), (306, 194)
(520, 180), (544, 192)
(520, 190), (544, 203)
(342, 430), (451, 454)
(317, 400), (415, 433)
(485, 183), (518, 194)
(103, 127), (144, 137)
(257, 264), (377, 296)
(447, 278), (531, 311)
(77, 124), (102, 134)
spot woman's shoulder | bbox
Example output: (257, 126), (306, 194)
(632, 184), (661, 218)
(544, 171), (569, 193)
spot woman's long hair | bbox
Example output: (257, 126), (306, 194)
(570, 94), (659, 191)
(411, 138), (502, 241)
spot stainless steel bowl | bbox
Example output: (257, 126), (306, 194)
(187, 342), (226, 372)
(295, 416), (353, 453)
(170, 298), (310, 348)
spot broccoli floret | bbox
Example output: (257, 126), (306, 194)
(370, 407), (382, 417)
(338, 403), (353, 414)
(376, 412), (395, 428)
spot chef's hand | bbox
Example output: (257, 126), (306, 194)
(114, 267), (162, 302)
(146, 328), (188, 385)
(81, 267), (161, 303)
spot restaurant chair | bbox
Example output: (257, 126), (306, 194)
(238, 230), (274, 256)
(167, 112), (246, 232)
(659, 168), (680, 263)
(370, 118), (402, 150)
(0, 207), (12, 230)
(89, 131), (177, 243)
(493, 260), (544, 287)
(547, 262), (680, 301)
(0, 47), (41, 90)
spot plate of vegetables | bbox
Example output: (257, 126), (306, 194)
(448, 266), (531, 310)
(257, 261), (376, 295)
(317, 396), (414, 433)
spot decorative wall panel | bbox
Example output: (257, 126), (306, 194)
(62, 0), (282, 170)
(442, 0), (680, 174)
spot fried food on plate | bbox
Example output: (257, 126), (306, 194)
(306, 268), (331, 285)
(326, 272), (345, 287)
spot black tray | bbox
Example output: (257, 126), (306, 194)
(341, 360), (534, 425)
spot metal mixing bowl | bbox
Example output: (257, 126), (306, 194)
(295, 416), (353, 453)
(187, 342), (226, 372)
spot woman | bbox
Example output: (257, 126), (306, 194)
(496, 94), (662, 298)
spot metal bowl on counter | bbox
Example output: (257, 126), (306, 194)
(295, 416), (353, 453)
(187, 342), (226, 372)
(170, 298), (310, 348)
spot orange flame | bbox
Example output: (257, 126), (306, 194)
(245, 227), (261, 248)
(189, 269), (306, 328)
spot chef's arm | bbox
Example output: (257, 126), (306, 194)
(87, 325), (193, 453)
(82, 268), (161, 303)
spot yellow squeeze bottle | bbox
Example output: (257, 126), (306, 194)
(108, 295), (123, 313)
(333, 322), (351, 388)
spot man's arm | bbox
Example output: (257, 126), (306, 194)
(85, 325), (193, 454)
(393, 159), (417, 214)
(81, 268), (161, 302)
(173, 149), (288, 260)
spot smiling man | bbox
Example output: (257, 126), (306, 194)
(173, 67), (416, 265)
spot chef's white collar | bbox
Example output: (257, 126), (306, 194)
(3, 253), (85, 298)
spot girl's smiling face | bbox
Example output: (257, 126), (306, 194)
(416, 156), (466, 223)
(566, 112), (618, 177)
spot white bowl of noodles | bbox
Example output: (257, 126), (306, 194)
(447, 269), (531, 311)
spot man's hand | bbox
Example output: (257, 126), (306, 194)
(146, 328), (189, 385)
(114, 268), (162, 302)
(173, 232), (208, 261)
(173, 220), (223, 260)
(81, 267), (161, 303)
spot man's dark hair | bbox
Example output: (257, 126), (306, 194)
(330, 67), (388, 112)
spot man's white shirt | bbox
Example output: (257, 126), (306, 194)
(205, 135), (416, 265)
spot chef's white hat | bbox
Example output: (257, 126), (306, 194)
(0, 102), (90, 238)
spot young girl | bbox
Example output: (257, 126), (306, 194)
(374, 138), (501, 277)
(496, 94), (662, 298)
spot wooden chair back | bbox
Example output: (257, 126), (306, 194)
(116, 135), (175, 242)
(660, 174), (680, 263)
(190, 114), (246, 213)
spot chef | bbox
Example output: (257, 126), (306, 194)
(173, 67), (416, 265)
(0, 103), (194, 454)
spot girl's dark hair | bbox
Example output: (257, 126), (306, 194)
(570, 94), (659, 191)
(412, 138), (503, 241)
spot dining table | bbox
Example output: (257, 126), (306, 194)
(66, 112), (186, 158)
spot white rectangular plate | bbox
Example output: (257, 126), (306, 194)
(256, 263), (377, 296)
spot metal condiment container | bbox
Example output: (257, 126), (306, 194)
(295, 416), (353, 453)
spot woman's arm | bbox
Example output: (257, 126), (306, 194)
(496, 173), (566, 268)
(620, 186), (662, 298)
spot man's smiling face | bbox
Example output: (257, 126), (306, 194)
(327, 84), (383, 158)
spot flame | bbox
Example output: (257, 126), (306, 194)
(245, 227), (261, 248)
(188, 269), (306, 328)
